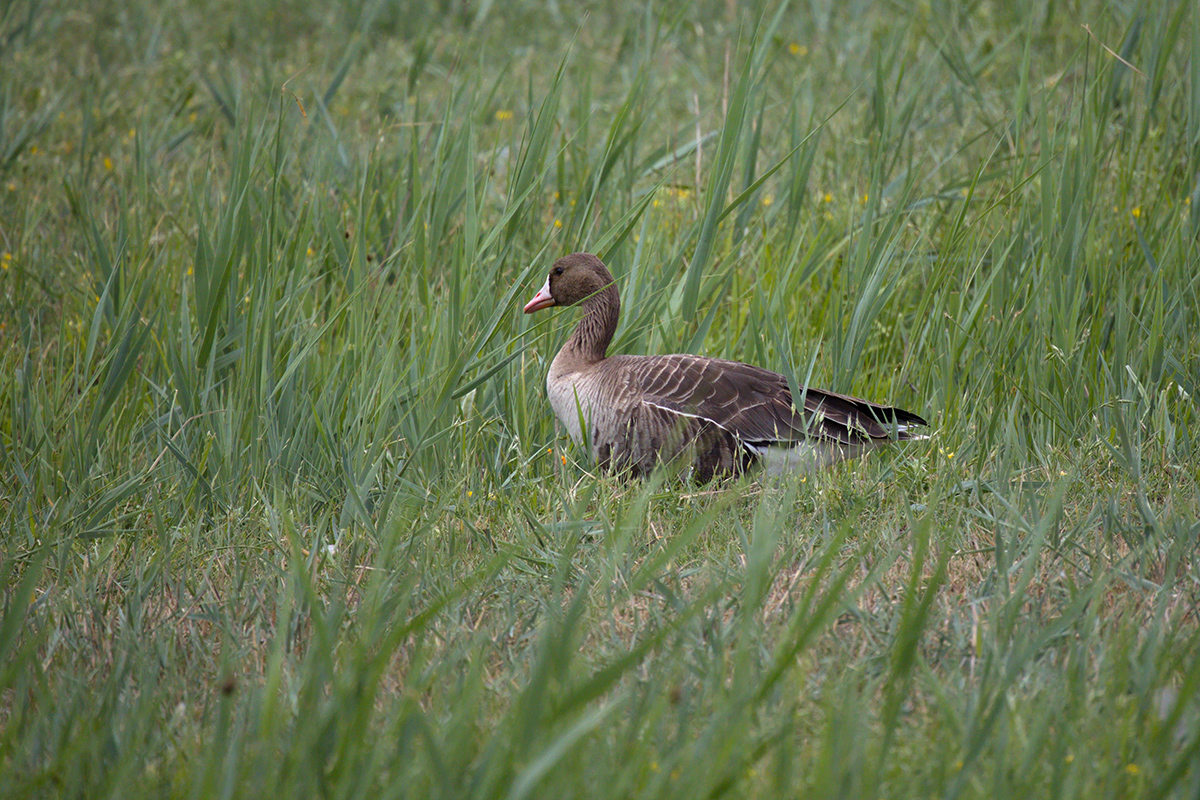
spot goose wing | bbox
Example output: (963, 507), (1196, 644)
(605, 354), (926, 447)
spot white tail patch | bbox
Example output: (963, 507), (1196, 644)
(895, 425), (930, 441)
(745, 440), (870, 475)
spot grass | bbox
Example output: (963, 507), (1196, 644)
(1, 0), (1199, 796)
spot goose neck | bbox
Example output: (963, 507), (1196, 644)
(564, 284), (619, 365)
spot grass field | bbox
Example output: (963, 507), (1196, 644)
(2, 0), (1199, 796)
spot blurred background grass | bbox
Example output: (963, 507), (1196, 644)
(1, 0), (1199, 797)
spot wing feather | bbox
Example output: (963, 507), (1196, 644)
(599, 353), (926, 448)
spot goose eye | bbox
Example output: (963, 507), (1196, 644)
(552, 267), (563, 276)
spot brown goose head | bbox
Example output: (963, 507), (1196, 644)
(523, 252), (617, 313)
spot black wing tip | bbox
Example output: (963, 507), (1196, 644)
(882, 406), (929, 441)
(891, 407), (929, 429)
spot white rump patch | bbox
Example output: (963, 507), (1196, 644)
(745, 440), (868, 475)
(890, 422), (929, 442)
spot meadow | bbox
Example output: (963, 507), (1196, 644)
(1, 0), (1199, 796)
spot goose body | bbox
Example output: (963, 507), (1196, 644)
(524, 253), (927, 482)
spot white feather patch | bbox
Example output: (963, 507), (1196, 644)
(746, 440), (867, 475)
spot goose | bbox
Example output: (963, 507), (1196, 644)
(524, 252), (928, 482)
